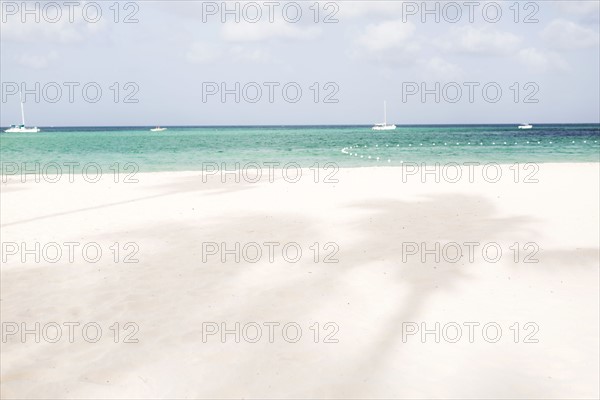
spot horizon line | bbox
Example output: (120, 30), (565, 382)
(2, 123), (600, 129)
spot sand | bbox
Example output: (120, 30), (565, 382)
(1, 163), (599, 399)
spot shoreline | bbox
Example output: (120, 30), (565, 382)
(2, 123), (600, 129)
(1, 161), (599, 179)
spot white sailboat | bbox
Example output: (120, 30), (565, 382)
(5, 92), (40, 133)
(150, 126), (167, 132)
(518, 123), (533, 130)
(372, 101), (396, 131)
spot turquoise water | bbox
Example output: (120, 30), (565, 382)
(1, 125), (599, 173)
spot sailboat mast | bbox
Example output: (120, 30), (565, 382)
(19, 91), (25, 126)
(384, 101), (387, 125)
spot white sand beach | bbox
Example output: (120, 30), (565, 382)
(1, 163), (599, 399)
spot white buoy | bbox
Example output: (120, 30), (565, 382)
(388, 159), (391, 163)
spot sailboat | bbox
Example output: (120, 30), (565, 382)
(5, 92), (40, 133)
(150, 126), (167, 132)
(518, 123), (533, 130)
(372, 101), (396, 131)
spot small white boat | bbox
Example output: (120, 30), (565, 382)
(150, 127), (167, 132)
(4, 92), (40, 133)
(518, 123), (533, 130)
(372, 101), (396, 131)
(5, 124), (41, 133)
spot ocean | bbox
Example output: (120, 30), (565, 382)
(1, 124), (599, 173)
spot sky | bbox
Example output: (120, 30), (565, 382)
(1, 0), (599, 126)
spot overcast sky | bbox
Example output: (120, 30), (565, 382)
(1, 0), (599, 126)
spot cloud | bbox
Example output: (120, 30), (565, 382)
(354, 19), (420, 66)
(541, 19), (600, 50)
(0, 18), (104, 44)
(555, 1), (600, 22)
(434, 26), (521, 56)
(340, 2), (405, 19)
(357, 19), (417, 52)
(185, 42), (273, 64)
(421, 57), (462, 79)
(220, 20), (321, 42)
(229, 46), (273, 63)
(185, 42), (223, 64)
(518, 47), (569, 72)
(15, 51), (59, 69)
(153, 2), (204, 18)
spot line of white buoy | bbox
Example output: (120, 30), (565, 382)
(342, 140), (599, 163)
(346, 140), (598, 149)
